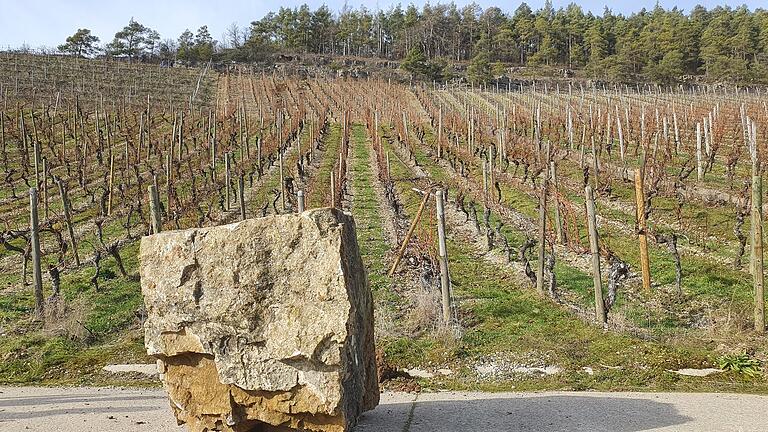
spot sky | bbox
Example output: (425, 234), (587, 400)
(0, 0), (763, 50)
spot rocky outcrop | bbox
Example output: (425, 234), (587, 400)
(140, 208), (378, 432)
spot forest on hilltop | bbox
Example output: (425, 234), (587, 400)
(41, 2), (768, 84)
(241, 2), (768, 84)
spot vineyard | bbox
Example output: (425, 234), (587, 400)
(1, 52), (768, 392)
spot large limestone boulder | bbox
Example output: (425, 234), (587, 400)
(140, 208), (379, 432)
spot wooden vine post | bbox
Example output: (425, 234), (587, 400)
(330, 171), (336, 208)
(256, 136), (262, 174)
(488, 145), (495, 190)
(436, 190), (451, 324)
(32, 131), (41, 188)
(482, 159), (489, 203)
(551, 160), (564, 244)
(42, 158), (49, 219)
(635, 168), (651, 291)
(696, 122), (704, 182)
(178, 111), (184, 160)
(56, 178), (80, 266)
(107, 153), (114, 216)
(211, 115), (217, 170)
(386, 151), (391, 180)
(165, 153), (173, 213)
(750, 121), (764, 332)
(148, 185), (162, 234)
(388, 190), (431, 277)
(585, 185), (607, 323)
(279, 149), (286, 211)
(224, 152), (231, 211)
(536, 145), (550, 294)
(437, 106), (443, 158)
(30, 188), (44, 318)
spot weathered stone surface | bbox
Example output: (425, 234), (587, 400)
(140, 208), (379, 431)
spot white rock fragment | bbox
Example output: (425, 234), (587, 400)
(669, 368), (722, 377)
(403, 368), (435, 379)
(102, 364), (159, 377)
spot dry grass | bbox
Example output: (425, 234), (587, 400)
(42, 296), (93, 342)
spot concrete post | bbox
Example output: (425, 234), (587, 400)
(238, 174), (246, 221)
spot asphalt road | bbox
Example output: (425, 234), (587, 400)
(1, 386), (766, 431)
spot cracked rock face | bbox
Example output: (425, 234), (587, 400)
(140, 208), (378, 431)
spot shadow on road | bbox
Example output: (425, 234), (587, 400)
(0, 394), (166, 408)
(357, 395), (692, 432)
(0, 405), (161, 421)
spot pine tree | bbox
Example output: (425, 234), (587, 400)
(761, 11), (768, 55)
(569, 42), (585, 68)
(608, 28), (641, 82)
(492, 61), (506, 77)
(194, 26), (214, 61)
(731, 7), (758, 62)
(493, 22), (518, 63)
(467, 35), (492, 84)
(700, 11), (733, 79)
(565, 4), (587, 69)
(585, 21), (608, 78)
(107, 18), (154, 63)
(528, 8), (556, 66)
(177, 30), (195, 63)
(511, 3), (535, 64)
(401, 47), (429, 78)
(730, 7), (758, 80)
(58, 29), (100, 57)
(650, 50), (685, 83)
